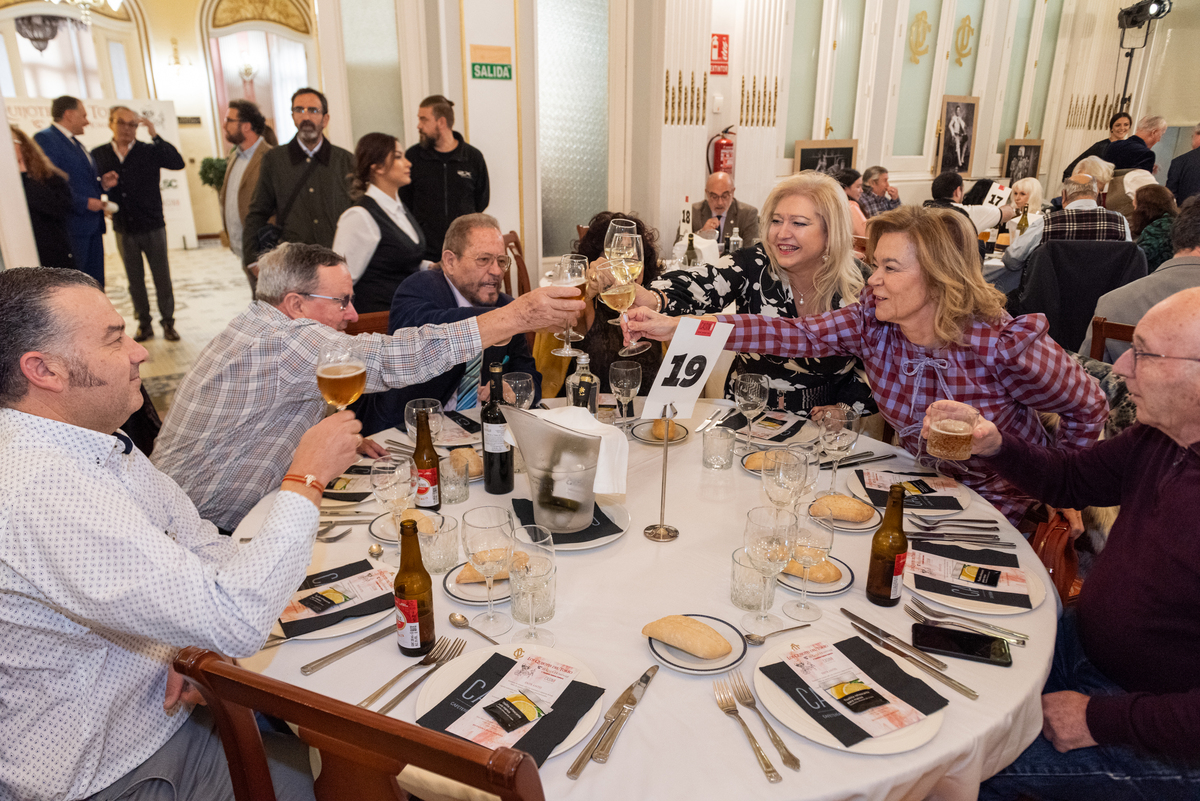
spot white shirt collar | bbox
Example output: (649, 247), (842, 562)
(53, 122), (79, 142)
(446, 274), (474, 308)
(298, 137), (323, 158)
(1065, 198), (1099, 210)
(365, 182), (402, 214)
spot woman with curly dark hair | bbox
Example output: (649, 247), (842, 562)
(1130, 184), (1179, 273)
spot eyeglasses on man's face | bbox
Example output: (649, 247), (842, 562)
(292, 106), (324, 116)
(302, 292), (354, 311)
(469, 254), (511, 271)
(706, 191), (733, 203)
(1129, 349), (1200, 373)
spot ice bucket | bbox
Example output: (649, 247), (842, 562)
(502, 407), (601, 533)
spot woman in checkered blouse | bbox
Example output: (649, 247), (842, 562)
(626, 205), (1108, 524)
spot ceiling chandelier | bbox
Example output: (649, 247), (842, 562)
(43, 0), (123, 27)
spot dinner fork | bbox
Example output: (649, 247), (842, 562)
(713, 679), (781, 783)
(905, 604), (1026, 647)
(910, 597), (1029, 639)
(729, 671), (800, 771)
(906, 516), (1000, 531)
(377, 638), (466, 714)
(358, 637), (451, 708)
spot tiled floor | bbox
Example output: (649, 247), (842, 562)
(104, 240), (253, 414)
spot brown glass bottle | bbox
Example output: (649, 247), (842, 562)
(866, 484), (908, 607)
(394, 518), (434, 655)
(413, 407), (440, 511)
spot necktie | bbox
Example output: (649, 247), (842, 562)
(456, 355), (482, 409)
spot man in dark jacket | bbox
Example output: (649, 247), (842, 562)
(1166, 123), (1200, 204)
(1105, 115), (1166, 173)
(400, 95), (490, 262)
(92, 106), (186, 342)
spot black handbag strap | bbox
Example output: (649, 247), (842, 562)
(277, 155), (322, 232)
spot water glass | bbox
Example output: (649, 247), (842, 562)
(404, 398), (444, 441)
(787, 441), (822, 500)
(439, 456), (469, 504)
(502, 372), (535, 409)
(371, 455), (417, 515)
(731, 547), (776, 611)
(609, 361), (642, 422)
(703, 426), (736, 469)
(815, 408), (860, 497)
(418, 514), (460, 575)
(510, 525), (556, 646)
(733, 373), (769, 455)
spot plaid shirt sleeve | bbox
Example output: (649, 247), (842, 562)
(858, 189), (901, 218)
(717, 304), (867, 358)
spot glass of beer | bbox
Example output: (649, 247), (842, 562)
(551, 254), (588, 358)
(316, 341), (367, 411)
(925, 402), (979, 460)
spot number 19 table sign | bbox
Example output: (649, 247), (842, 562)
(641, 317), (733, 421)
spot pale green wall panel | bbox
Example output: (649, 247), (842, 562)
(1027, 0), (1063, 139)
(893, 0), (943, 157)
(829, 0), (865, 140)
(943, 0), (984, 97)
(996, 0), (1035, 153)
(784, 0), (824, 158)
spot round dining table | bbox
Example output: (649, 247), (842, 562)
(237, 399), (1056, 801)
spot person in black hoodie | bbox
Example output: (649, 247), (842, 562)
(400, 95), (489, 262)
(11, 126), (72, 271)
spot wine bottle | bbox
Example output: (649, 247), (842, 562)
(482, 362), (513, 494)
(684, 232), (698, 267)
(727, 226), (743, 255)
(413, 407), (441, 511)
(865, 484), (908, 607)
(563, 353), (598, 414)
(1016, 206), (1030, 236)
(394, 517), (434, 656)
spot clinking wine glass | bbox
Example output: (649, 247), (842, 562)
(609, 360), (641, 423)
(604, 218), (638, 261)
(552, 254), (589, 356)
(814, 408), (860, 497)
(741, 506), (796, 636)
(509, 525), (556, 646)
(783, 506), (834, 622)
(316, 341), (367, 411)
(602, 233), (644, 326)
(462, 506), (515, 637)
(733, 373), (769, 456)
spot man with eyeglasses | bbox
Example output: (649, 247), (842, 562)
(674, 171), (759, 255)
(218, 99), (273, 294)
(358, 214), (541, 435)
(242, 87), (354, 270)
(925, 287), (1200, 800)
(152, 241), (580, 533)
(91, 106), (186, 343)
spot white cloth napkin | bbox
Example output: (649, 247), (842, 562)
(504, 406), (628, 494)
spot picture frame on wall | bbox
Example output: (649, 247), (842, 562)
(1003, 139), (1044, 183)
(793, 139), (858, 177)
(936, 95), (979, 177)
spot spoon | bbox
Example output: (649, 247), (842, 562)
(367, 543), (383, 559)
(449, 612), (499, 645)
(743, 623), (811, 646)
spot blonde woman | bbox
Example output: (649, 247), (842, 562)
(631, 171), (874, 414)
(627, 205), (1106, 524)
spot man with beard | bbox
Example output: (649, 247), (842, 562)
(400, 95), (490, 262)
(357, 214), (540, 435)
(219, 99), (272, 293)
(242, 88), (354, 269)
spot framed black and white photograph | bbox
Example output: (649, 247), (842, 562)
(1003, 139), (1044, 183)
(793, 139), (857, 176)
(936, 95), (979, 177)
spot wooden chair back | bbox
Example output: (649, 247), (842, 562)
(575, 224), (589, 242)
(346, 311), (391, 336)
(1088, 316), (1136, 362)
(173, 647), (545, 801)
(501, 232), (532, 298)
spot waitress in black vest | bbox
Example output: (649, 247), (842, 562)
(332, 132), (428, 313)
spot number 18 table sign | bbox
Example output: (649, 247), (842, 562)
(641, 317), (733, 421)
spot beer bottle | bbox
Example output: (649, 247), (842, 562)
(394, 518), (434, 655)
(413, 407), (441, 511)
(866, 484), (908, 607)
(482, 362), (513, 494)
(684, 232), (698, 266)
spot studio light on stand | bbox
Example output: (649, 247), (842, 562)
(1115, 0), (1172, 112)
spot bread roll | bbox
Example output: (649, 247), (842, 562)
(784, 554), (842, 583)
(809, 494), (875, 523)
(450, 447), (483, 478)
(456, 551), (528, 583)
(397, 508), (435, 534)
(650, 418), (678, 441)
(743, 451), (765, 471)
(641, 615), (732, 659)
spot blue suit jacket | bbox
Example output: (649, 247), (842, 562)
(356, 270), (542, 436)
(33, 126), (104, 238)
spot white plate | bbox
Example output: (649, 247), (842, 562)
(905, 556), (1046, 616)
(442, 562), (513, 606)
(645, 614), (748, 675)
(777, 555), (854, 597)
(553, 496), (631, 552)
(753, 636), (945, 754)
(846, 472), (970, 518)
(808, 500), (882, 532)
(630, 421), (689, 445)
(414, 643), (602, 759)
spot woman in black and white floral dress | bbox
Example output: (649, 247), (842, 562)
(634, 171), (876, 416)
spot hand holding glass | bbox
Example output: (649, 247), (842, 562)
(316, 341), (366, 411)
(551, 255), (588, 357)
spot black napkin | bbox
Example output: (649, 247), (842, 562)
(855, 470), (963, 511)
(278, 560), (393, 638)
(759, 636), (948, 748)
(417, 653), (605, 765)
(909, 541), (1032, 608)
(322, 490), (370, 502)
(511, 499), (622, 545)
(716, 412), (805, 442)
(912, 540), (1021, 567)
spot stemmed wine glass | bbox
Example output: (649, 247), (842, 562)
(316, 341), (366, 411)
(609, 361), (641, 423)
(787, 440), (822, 510)
(604, 218), (638, 261)
(502, 372), (534, 409)
(551, 255), (589, 357)
(462, 507), (515, 637)
(741, 506), (796, 636)
(783, 506), (835, 622)
(602, 232), (644, 326)
(404, 398), (444, 442)
(761, 449), (807, 522)
(733, 373), (769, 455)
(510, 525), (556, 646)
(814, 408), (860, 497)
(371, 456), (417, 561)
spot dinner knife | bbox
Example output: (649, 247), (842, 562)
(840, 608), (949, 671)
(299, 625), (394, 675)
(592, 665), (658, 763)
(851, 623), (979, 700)
(695, 409), (723, 432)
(567, 674), (643, 780)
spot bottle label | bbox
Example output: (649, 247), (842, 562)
(483, 422), (509, 454)
(395, 598), (420, 648)
(416, 466), (439, 506)
(890, 552), (907, 599)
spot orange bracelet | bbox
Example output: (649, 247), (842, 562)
(281, 473), (325, 491)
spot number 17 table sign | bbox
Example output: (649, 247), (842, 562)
(641, 317), (733, 421)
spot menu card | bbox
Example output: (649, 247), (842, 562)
(856, 469), (964, 511)
(908, 541), (1032, 609)
(277, 560), (394, 638)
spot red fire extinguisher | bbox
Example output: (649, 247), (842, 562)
(709, 126), (736, 177)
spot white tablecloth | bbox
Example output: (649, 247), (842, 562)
(237, 400), (1055, 801)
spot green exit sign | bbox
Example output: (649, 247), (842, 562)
(472, 62), (512, 80)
